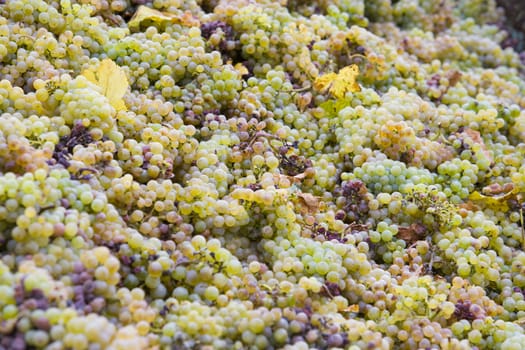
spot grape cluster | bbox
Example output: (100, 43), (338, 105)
(1, 0), (525, 349)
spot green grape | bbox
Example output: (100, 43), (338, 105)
(0, 0), (525, 348)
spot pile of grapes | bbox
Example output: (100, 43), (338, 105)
(1, 0), (525, 349)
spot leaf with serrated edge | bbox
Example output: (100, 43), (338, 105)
(82, 59), (128, 111)
(313, 72), (337, 93)
(314, 64), (361, 99)
(330, 65), (361, 98)
(469, 185), (518, 212)
(128, 6), (178, 31)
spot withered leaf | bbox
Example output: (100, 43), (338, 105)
(296, 193), (321, 215)
(128, 6), (199, 31)
(343, 304), (359, 313)
(128, 6), (177, 31)
(469, 184), (518, 212)
(458, 201), (480, 212)
(272, 173), (293, 188)
(293, 173), (307, 181)
(396, 223), (427, 244)
(296, 92), (313, 112)
(447, 70), (462, 87)
(82, 59), (128, 111)
(457, 128), (493, 165)
(346, 222), (369, 233)
(314, 64), (361, 99)
(234, 63), (249, 77)
(482, 182), (515, 196)
(273, 173), (307, 187)
(179, 11), (200, 27)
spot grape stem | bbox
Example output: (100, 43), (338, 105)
(321, 283), (335, 298)
(426, 238), (436, 275)
(280, 84), (312, 93)
(347, 53), (368, 62)
(277, 85), (312, 100)
(247, 131), (280, 148)
(520, 207), (525, 250)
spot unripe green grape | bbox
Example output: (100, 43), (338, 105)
(204, 286), (219, 301)
(226, 260), (242, 276)
(457, 263), (471, 277)
(274, 328), (288, 343)
(249, 261), (261, 273)
(316, 261), (329, 275)
(369, 230), (381, 243)
(90, 198), (105, 212)
(381, 230), (393, 242)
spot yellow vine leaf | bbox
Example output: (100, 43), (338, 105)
(314, 64), (361, 99)
(128, 6), (177, 30)
(234, 63), (249, 77)
(226, 59), (249, 77)
(314, 72), (337, 93)
(343, 304), (360, 313)
(468, 183), (518, 212)
(128, 6), (199, 31)
(319, 99), (352, 116)
(82, 59), (128, 111)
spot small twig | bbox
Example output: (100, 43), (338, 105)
(247, 131), (280, 148)
(347, 53), (368, 62)
(321, 284), (334, 299)
(427, 243), (435, 275)
(18, 34), (35, 43)
(520, 206), (525, 250)
(279, 84), (312, 93)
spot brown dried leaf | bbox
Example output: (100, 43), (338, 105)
(293, 173), (307, 181)
(179, 11), (200, 27)
(397, 223), (427, 244)
(296, 193), (321, 215)
(482, 182), (515, 196)
(296, 92), (312, 112)
(458, 201), (480, 211)
(273, 173), (307, 186)
(457, 128), (493, 165)
(347, 223), (369, 233)
(447, 70), (462, 87)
